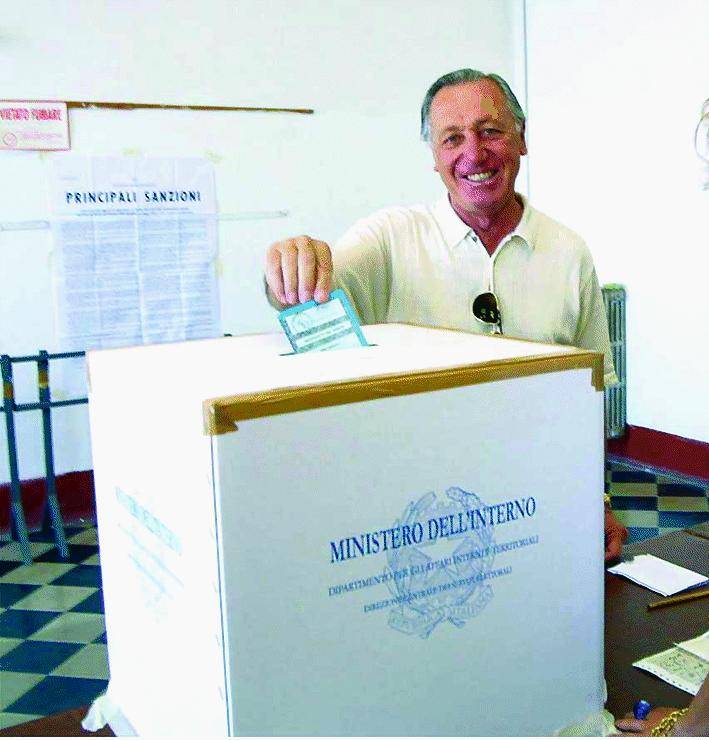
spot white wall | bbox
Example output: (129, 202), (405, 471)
(0, 0), (524, 482)
(525, 0), (709, 442)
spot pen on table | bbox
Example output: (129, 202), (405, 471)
(647, 587), (709, 611)
(684, 525), (709, 541)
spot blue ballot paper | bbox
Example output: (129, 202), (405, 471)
(278, 289), (369, 353)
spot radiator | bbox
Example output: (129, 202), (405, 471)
(603, 284), (627, 439)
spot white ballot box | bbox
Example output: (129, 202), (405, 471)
(86, 324), (606, 736)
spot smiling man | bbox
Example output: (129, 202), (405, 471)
(427, 75), (527, 253)
(265, 68), (627, 560)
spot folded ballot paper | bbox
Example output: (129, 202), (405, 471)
(633, 631), (709, 695)
(278, 289), (369, 353)
(607, 554), (708, 596)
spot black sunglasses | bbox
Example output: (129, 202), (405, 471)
(472, 292), (502, 334)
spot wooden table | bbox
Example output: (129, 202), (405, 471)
(604, 527), (708, 719)
(0, 707), (111, 737)
(2, 528), (706, 736)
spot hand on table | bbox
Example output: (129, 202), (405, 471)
(265, 235), (333, 307)
(605, 507), (628, 562)
(614, 706), (690, 736)
(615, 674), (708, 736)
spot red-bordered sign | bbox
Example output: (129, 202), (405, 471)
(0, 101), (70, 151)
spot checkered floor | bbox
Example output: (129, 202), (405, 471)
(606, 457), (709, 543)
(0, 526), (108, 731)
(0, 458), (707, 732)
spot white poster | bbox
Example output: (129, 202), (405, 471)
(48, 156), (220, 351)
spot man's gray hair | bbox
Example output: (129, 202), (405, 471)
(420, 68), (526, 143)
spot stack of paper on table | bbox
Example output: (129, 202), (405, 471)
(607, 554), (708, 596)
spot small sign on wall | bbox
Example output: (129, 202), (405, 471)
(0, 101), (69, 150)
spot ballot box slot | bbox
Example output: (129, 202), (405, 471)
(278, 343), (379, 357)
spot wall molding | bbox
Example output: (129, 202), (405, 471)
(0, 470), (95, 534)
(607, 425), (708, 483)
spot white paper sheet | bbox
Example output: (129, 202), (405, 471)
(677, 630), (709, 663)
(607, 554), (708, 596)
(633, 632), (709, 696)
(48, 156), (220, 351)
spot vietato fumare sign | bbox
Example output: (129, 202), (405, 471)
(0, 101), (69, 150)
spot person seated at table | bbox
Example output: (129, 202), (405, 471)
(614, 673), (708, 736)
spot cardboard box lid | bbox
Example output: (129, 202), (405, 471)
(202, 324), (603, 435)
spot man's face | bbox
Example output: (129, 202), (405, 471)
(429, 79), (527, 220)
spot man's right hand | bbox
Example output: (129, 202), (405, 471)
(265, 236), (334, 306)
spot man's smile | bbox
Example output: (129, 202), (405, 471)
(461, 169), (498, 183)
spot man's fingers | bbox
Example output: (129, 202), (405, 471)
(313, 241), (334, 303)
(265, 241), (298, 305)
(604, 508), (628, 562)
(266, 237), (333, 306)
(265, 246), (287, 304)
(296, 237), (317, 303)
(279, 242), (299, 305)
(605, 533), (623, 562)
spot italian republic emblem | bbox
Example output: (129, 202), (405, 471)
(385, 487), (496, 639)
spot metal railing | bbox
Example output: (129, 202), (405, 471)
(1, 350), (87, 564)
